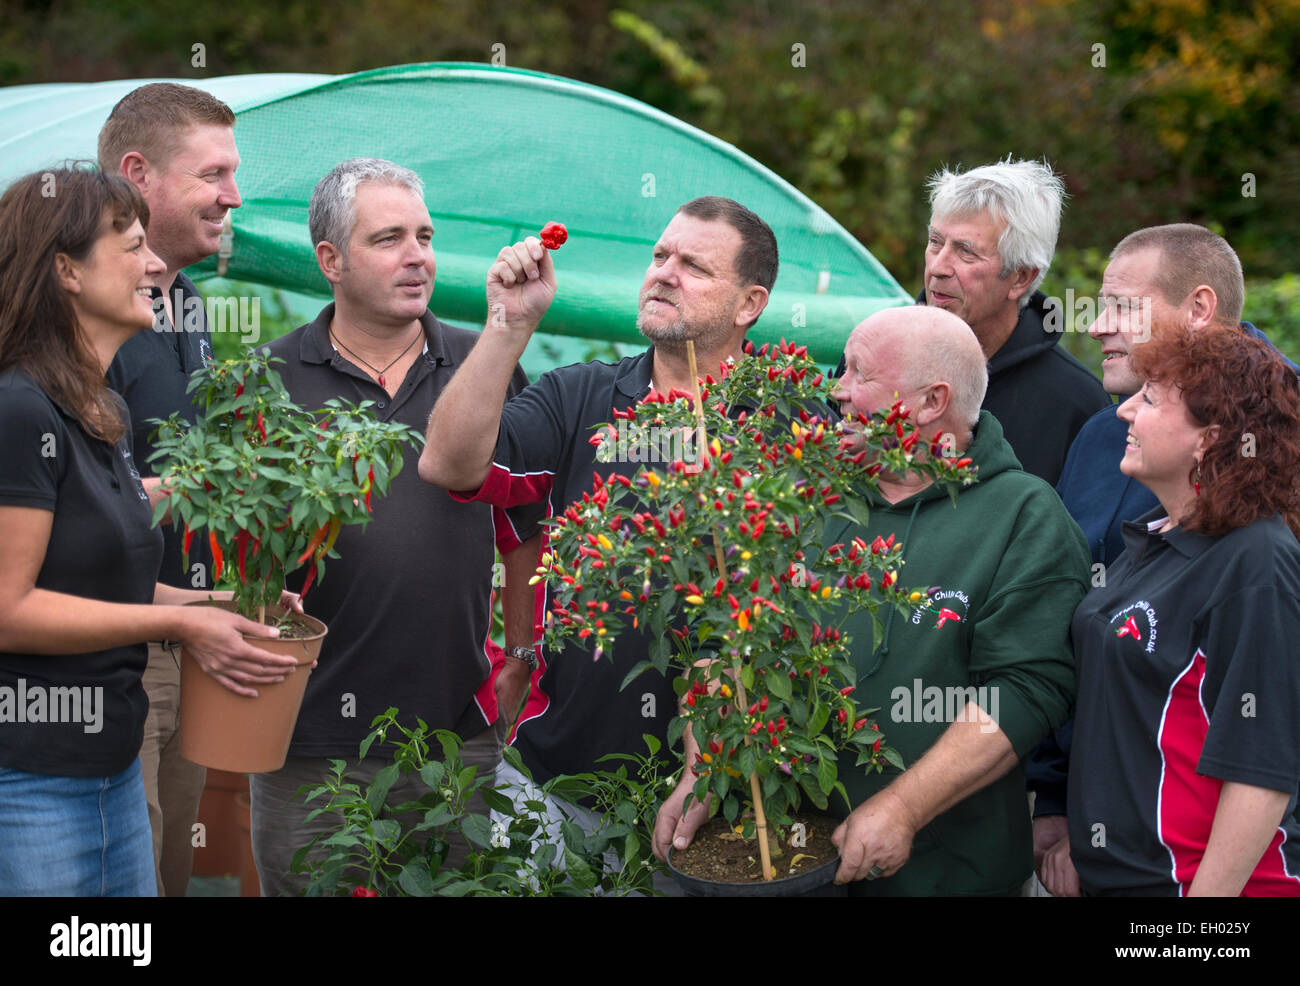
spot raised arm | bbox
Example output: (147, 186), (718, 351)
(418, 237), (556, 492)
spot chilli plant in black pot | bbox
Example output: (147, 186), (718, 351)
(535, 337), (976, 883)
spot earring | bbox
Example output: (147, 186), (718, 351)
(1194, 462), (1202, 497)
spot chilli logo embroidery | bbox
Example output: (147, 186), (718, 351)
(1115, 615), (1142, 640)
(1109, 601), (1158, 654)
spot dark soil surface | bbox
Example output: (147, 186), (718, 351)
(271, 609), (323, 640)
(671, 813), (841, 883)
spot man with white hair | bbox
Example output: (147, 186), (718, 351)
(920, 158), (1111, 485)
(251, 158), (542, 893)
(821, 305), (1090, 895)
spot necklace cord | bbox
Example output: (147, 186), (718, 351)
(329, 327), (422, 386)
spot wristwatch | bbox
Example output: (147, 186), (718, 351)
(505, 645), (539, 671)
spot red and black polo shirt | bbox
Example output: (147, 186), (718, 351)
(451, 347), (683, 783)
(1069, 509), (1300, 896)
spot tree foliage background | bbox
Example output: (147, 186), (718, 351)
(3, 0), (1296, 356)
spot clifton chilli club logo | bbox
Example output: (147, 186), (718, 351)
(1110, 600), (1158, 654)
(911, 588), (969, 630)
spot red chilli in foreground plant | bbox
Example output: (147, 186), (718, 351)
(147, 352), (420, 622)
(537, 337), (977, 840)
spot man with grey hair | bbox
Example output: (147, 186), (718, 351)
(251, 158), (542, 893)
(815, 305), (1090, 895)
(920, 157), (1110, 485)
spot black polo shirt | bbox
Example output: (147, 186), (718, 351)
(451, 347), (682, 783)
(264, 306), (535, 756)
(106, 271), (215, 589)
(1068, 509), (1300, 896)
(0, 369), (162, 777)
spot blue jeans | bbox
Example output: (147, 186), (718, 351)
(0, 759), (157, 896)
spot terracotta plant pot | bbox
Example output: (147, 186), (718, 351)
(179, 601), (326, 773)
(192, 769), (247, 879)
(235, 790), (260, 897)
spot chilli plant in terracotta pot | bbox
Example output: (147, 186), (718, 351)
(535, 338), (976, 890)
(148, 352), (420, 771)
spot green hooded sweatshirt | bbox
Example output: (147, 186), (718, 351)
(825, 411), (1090, 896)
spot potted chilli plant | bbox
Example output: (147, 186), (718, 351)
(536, 338), (975, 894)
(149, 353), (419, 772)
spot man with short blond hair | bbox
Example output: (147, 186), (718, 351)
(99, 82), (241, 897)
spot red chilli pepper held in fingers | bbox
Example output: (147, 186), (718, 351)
(539, 221), (568, 250)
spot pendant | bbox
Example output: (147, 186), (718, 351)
(378, 375), (386, 387)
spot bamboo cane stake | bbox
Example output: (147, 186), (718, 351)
(685, 341), (775, 882)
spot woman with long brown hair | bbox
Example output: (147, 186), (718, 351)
(1068, 323), (1300, 896)
(0, 167), (298, 896)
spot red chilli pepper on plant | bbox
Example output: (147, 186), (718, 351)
(299, 561), (316, 599)
(235, 530), (249, 583)
(297, 523), (330, 565)
(209, 531), (223, 581)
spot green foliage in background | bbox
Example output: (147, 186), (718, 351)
(7, 0), (1297, 291)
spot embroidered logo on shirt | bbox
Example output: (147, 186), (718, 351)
(1109, 601), (1158, 654)
(911, 588), (969, 630)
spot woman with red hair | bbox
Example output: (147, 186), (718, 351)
(1067, 323), (1300, 896)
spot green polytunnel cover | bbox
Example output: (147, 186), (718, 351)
(0, 63), (910, 366)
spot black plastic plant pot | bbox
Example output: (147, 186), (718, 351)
(665, 848), (846, 897)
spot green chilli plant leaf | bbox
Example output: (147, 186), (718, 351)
(148, 352), (422, 622)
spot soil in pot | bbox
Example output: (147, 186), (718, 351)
(668, 813), (846, 896)
(267, 609), (322, 640)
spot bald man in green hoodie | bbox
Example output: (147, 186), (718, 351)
(825, 306), (1090, 896)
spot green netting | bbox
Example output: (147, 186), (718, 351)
(0, 63), (910, 364)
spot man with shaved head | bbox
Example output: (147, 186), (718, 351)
(818, 304), (1090, 896)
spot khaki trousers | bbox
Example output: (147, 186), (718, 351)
(137, 641), (207, 897)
